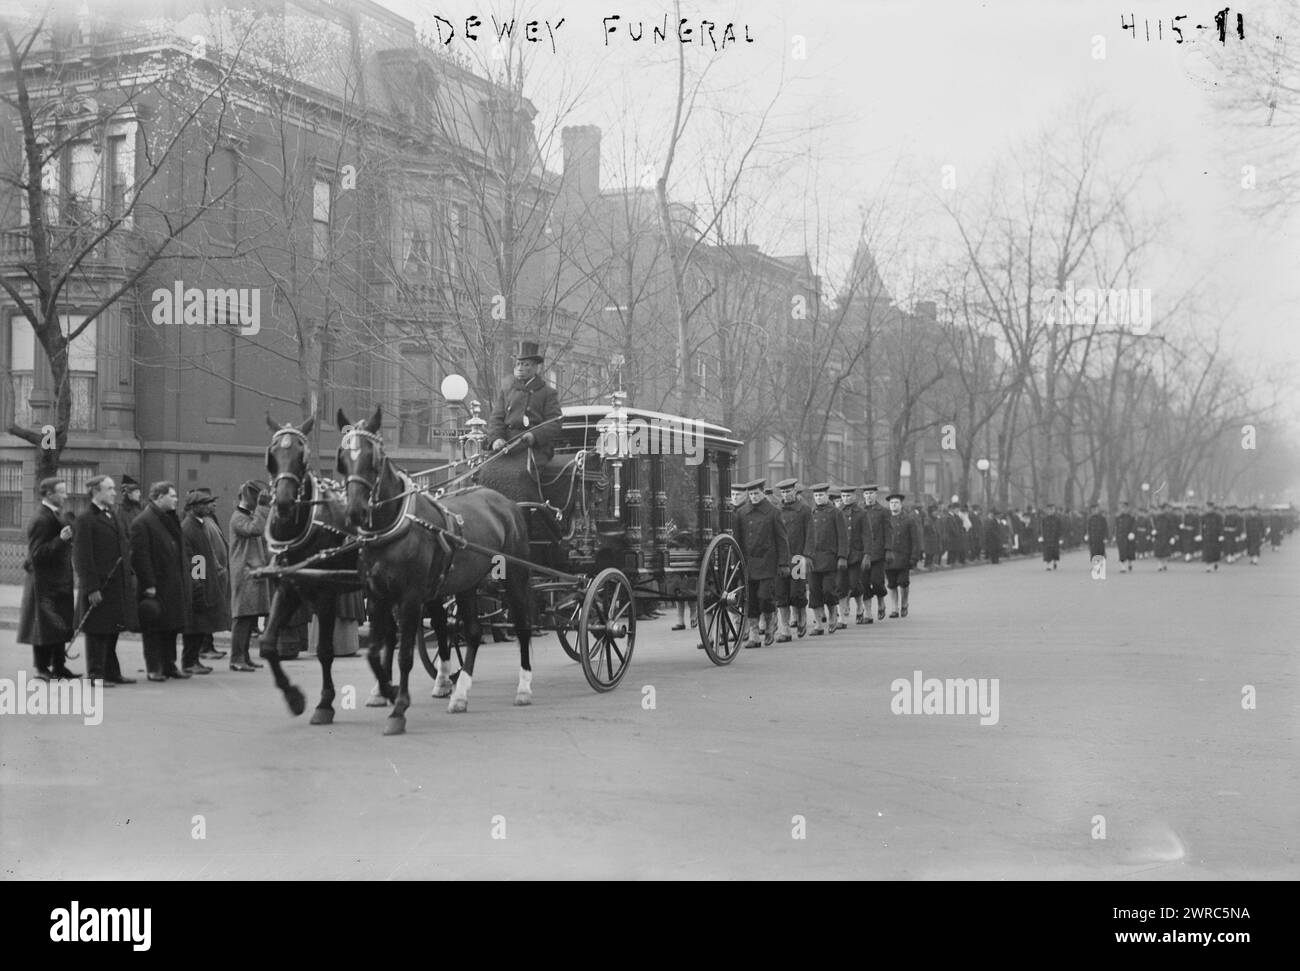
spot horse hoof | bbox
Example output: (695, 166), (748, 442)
(285, 686), (306, 717)
(448, 697), (468, 714)
(310, 707), (334, 725)
(365, 695), (390, 707)
(431, 677), (453, 699)
(514, 692), (532, 707)
(383, 716), (406, 736)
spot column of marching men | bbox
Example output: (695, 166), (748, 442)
(720, 480), (1296, 647)
(726, 478), (925, 647)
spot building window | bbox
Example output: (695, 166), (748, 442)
(447, 202), (468, 278)
(402, 199), (432, 278)
(58, 464), (97, 520)
(398, 349), (432, 447)
(8, 319), (35, 428)
(62, 316), (97, 431)
(65, 141), (100, 225)
(313, 177), (331, 260)
(107, 133), (131, 222)
(0, 461), (22, 528)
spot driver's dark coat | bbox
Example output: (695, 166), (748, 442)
(486, 375), (563, 460)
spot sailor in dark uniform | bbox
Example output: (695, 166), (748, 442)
(1154, 502), (1177, 570)
(733, 479), (791, 648)
(804, 483), (847, 636)
(1201, 500), (1224, 572)
(1244, 505), (1265, 564)
(1115, 500), (1137, 571)
(773, 477), (810, 641)
(1039, 502), (1062, 569)
(1085, 502), (1108, 563)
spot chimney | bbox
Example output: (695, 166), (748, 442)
(562, 125), (601, 200)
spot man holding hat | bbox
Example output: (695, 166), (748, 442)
(72, 475), (136, 684)
(181, 488), (230, 673)
(773, 477), (810, 641)
(804, 483), (847, 636)
(883, 492), (921, 617)
(733, 479), (791, 648)
(486, 340), (563, 464)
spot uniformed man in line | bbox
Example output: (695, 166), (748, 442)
(859, 484), (889, 623)
(1267, 506), (1286, 551)
(1223, 504), (1243, 564)
(1180, 504), (1198, 562)
(1154, 502), (1177, 570)
(1085, 502), (1108, 566)
(839, 486), (866, 627)
(725, 484), (748, 535)
(733, 479), (791, 648)
(805, 484), (847, 636)
(1116, 500), (1137, 572)
(1039, 502), (1062, 570)
(1201, 500), (1224, 572)
(883, 492), (922, 617)
(1135, 506), (1152, 559)
(1244, 504), (1265, 564)
(773, 477), (810, 641)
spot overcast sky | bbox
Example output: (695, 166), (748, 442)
(385, 0), (1297, 393)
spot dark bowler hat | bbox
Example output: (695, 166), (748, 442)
(809, 482), (829, 493)
(515, 340), (545, 364)
(185, 487), (218, 509)
(739, 478), (766, 491)
(137, 595), (163, 629)
(775, 477), (798, 490)
(122, 474), (140, 489)
(887, 491), (905, 502)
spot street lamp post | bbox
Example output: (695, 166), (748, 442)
(441, 373), (485, 463)
(976, 458), (991, 509)
(1141, 481), (1150, 510)
(596, 389), (632, 518)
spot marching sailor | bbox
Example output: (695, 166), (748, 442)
(774, 477), (810, 641)
(804, 483), (847, 637)
(733, 479), (791, 648)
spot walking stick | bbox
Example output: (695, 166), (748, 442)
(64, 555), (122, 662)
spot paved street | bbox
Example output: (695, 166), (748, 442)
(2, 549), (1297, 880)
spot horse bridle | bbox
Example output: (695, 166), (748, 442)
(339, 426), (392, 529)
(268, 426), (311, 505)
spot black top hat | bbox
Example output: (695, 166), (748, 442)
(515, 340), (545, 364)
(122, 474), (140, 488)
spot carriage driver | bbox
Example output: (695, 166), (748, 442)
(487, 341), (564, 463)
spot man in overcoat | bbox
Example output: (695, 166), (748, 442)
(72, 475), (137, 684)
(130, 481), (193, 681)
(1039, 502), (1062, 569)
(773, 478), (810, 641)
(1116, 500), (1137, 572)
(1244, 505), (1265, 565)
(733, 479), (791, 648)
(1201, 500), (1224, 572)
(883, 492), (922, 618)
(1085, 503), (1108, 562)
(181, 489), (230, 674)
(859, 484), (889, 622)
(229, 480), (270, 670)
(804, 483), (847, 637)
(18, 477), (79, 680)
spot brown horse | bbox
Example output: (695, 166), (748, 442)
(336, 406), (534, 735)
(262, 415), (394, 722)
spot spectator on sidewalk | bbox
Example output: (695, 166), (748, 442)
(181, 489), (230, 674)
(130, 481), (192, 681)
(119, 475), (144, 523)
(72, 475), (137, 685)
(228, 480), (270, 671)
(17, 477), (79, 681)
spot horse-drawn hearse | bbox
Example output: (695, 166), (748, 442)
(253, 393), (750, 735)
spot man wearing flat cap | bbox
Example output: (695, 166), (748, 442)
(486, 340), (563, 464)
(120, 474), (144, 523)
(883, 492), (921, 617)
(804, 483), (847, 636)
(182, 489), (230, 673)
(859, 483), (889, 623)
(773, 477), (810, 641)
(733, 479), (791, 648)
